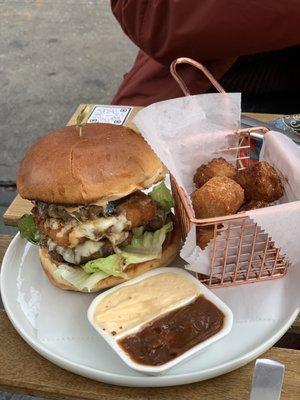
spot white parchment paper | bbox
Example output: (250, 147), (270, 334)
(134, 98), (300, 275)
(134, 93), (241, 274)
(134, 93), (240, 193)
(247, 131), (300, 265)
(260, 130), (300, 202)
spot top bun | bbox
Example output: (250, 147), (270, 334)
(17, 123), (164, 204)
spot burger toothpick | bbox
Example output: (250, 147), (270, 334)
(76, 105), (88, 137)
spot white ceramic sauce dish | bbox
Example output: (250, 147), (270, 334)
(87, 267), (233, 375)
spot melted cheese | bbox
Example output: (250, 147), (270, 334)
(69, 214), (130, 245)
(44, 213), (130, 248)
(106, 231), (128, 246)
(56, 223), (76, 238)
(44, 218), (61, 230)
(47, 238), (105, 265)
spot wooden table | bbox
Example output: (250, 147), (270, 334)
(1, 107), (299, 399)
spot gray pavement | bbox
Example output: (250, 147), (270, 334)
(0, 0), (137, 184)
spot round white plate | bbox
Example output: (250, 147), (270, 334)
(1, 234), (298, 387)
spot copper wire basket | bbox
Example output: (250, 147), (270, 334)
(169, 57), (290, 287)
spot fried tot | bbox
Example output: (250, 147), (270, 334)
(239, 200), (269, 212)
(236, 162), (283, 202)
(193, 157), (236, 188)
(191, 176), (244, 219)
(196, 228), (215, 250)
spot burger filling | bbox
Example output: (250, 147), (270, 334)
(18, 181), (175, 291)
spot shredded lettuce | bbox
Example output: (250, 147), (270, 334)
(18, 214), (40, 244)
(149, 181), (174, 213)
(123, 222), (173, 256)
(80, 222), (173, 278)
(122, 222), (172, 265)
(132, 226), (144, 237)
(82, 253), (127, 278)
(54, 265), (109, 292)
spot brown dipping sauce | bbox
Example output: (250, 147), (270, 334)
(118, 295), (224, 366)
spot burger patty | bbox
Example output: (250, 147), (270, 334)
(35, 191), (156, 223)
(33, 192), (162, 248)
(43, 220), (164, 266)
(33, 210), (130, 248)
(46, 240), (113, 265)
(43, 243), (114, 266)
(41, 213), (172, 267)
(41, 234), (133, 266)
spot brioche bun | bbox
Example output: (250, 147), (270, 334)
(17, 123), (164, 205)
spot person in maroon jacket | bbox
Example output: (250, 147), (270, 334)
(111, 1), (300, 113)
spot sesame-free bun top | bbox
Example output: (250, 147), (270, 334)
(17, 123), (164, 204)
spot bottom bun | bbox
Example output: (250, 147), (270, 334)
(39, 217), (181, 292)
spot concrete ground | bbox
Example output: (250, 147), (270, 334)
(0, 0), (137, 185)
(0, 0), (137, 228)
(0, 1), (136, 398)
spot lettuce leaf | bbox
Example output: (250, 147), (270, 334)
(123, 221), (172, 255)
(149, 181), (174, 213)
(82, 253), (127, 278)
(123, 222), (172, 264)
(81, 222), (173, 276)
(132, 226), (144, 237)
(18, 214), (40, 244)
(54, 265), (109, 292)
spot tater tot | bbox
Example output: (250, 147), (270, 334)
(236, 162), (283, 202)
(193, 157), (237, 188)
(239, 200), (269, 212)
(191, 176), (244, 219)
(196, 227), (215, 250)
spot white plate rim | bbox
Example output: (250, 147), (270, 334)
(1, 234), (299, 387)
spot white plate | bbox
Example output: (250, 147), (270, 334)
(1, 234), (298, 387)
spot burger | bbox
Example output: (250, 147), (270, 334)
(16, 123), (180, 292)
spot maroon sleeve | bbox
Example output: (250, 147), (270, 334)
(111, 0), (300, 65)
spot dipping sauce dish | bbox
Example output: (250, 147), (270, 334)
(87, 267), (233, 375)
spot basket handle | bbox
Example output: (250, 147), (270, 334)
(170, 57), (226, 95)
(170, 57), (269, 138)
